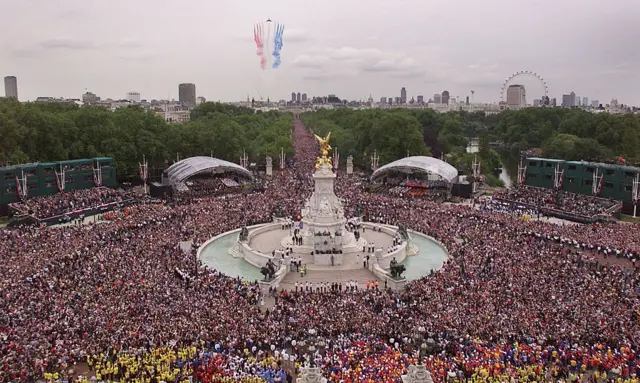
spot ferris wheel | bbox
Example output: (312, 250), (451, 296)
(500, 71), (548, 104)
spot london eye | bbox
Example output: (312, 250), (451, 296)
(500, 71), (548, 105)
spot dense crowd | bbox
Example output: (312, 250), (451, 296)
(2, 120), (640, 382)
(494, 185), (619, 218)
(10, 187), (129, 219)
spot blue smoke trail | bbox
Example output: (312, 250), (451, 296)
(272, 23), (284, 69)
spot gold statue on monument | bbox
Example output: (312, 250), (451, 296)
(314, 132), (333, 168)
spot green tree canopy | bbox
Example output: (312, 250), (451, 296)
(0, 99), (293, 181)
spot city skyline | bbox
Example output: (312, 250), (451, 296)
(1, 0), (639, 105)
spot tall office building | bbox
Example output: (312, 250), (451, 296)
(197, 96), (206, 105)
(433, 93), (442, 104)
(417, 95), (424, 104)
(296, 92), (301, 103)
(301, 93), (307, 102)
(126, 91), (141, 103)
(570, 92), (576, 107)
(561, 92), (576, 108)
(582, 97), (589, 107)
(506, 84), (526, 107)
(4, 76), (18, 99)
(441, 90), (450, 105)
(291, 92), (296, 102)
(400, 87), (407, 104)
(178, 83), (197, 107)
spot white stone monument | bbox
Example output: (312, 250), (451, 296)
(300, 162), (348, 263)
(297, 367), (327, 383)
(297, 133), (362, 264)
(346, 155), (354, 175)
(265, 156), (273, 176)
(402, 365), (435, 383)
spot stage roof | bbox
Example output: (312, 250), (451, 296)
(371, 156), (458, 183)
(163, 156), (253, 185)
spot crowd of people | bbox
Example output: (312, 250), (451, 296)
(2, 119), (640, 382)
(494, 185), (619, 218)
(9, 187), (130, 219)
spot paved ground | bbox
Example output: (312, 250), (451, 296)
(179, 240), (193, 255)
(250, 225), (399, 269)
(279, 267), (380, 290)
(49, 213), (110, 228)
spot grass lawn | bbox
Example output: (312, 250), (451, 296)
(620, 214), (640, 223)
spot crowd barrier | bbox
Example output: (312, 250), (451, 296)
(492, 197), (617, 224)
(8, 199), (136, 227)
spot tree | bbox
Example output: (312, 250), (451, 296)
(0, 99), (294, 181)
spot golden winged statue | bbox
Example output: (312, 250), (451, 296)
(314, 132), (333, 168)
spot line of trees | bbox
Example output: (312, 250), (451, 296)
(301, 108), (640, 184)
(2, 96), (638, 184)
(0, 98), (293, 181)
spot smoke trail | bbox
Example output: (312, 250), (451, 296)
(272, 23), (284, 69)
(253, 23), (267, 69)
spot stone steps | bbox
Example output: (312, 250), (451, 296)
(279, 268), (381, 290)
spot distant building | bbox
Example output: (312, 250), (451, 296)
(158, 103), (190, 123)
(433, 94), (442, 104)
(296, 92), (301, 103)
(380, 97), (386, 104)
(561, 92), (576, 108)
(549, 98), (557, 107)
(178, 83), (196, 107)
(506, 84), (526, 107)
(4, 76), (18, 99)
(82, 92), (100, 104)
(591, 100), (600, 108)
(541, 96), (550, 106)
(387, 97), (393, 105)
(400, 87), (407, 104)
(441, 90), (450, 105)
(291, 92), (296, 102)
(301, 93), (307, 102)
(196, 96), (206, 105)
(582, 97), (589, 107)
(126, 91), (141, 103)
(417, 95), (424, 104)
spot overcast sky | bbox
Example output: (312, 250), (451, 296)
(1, 0), (639, 105)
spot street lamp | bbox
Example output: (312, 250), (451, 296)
(306, 328), (319, 368)
(414, 326), (427, 365)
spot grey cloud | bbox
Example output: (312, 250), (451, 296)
(7, 48), (40, 59)
(118, 53), (156, 62)
(284, 29), (313, 43)
(40, 38), (97, 50)
(293, 46), (428, 79)
(1, 0), (638, 104)
(116, 40), (143, 49)
(302, 73), (331, 81)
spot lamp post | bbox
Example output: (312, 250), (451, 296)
(402, 326), (434, 383)
(304, 328), (325, 368)
(298, 328), (328, 383)
(415, 326), (427, 364)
